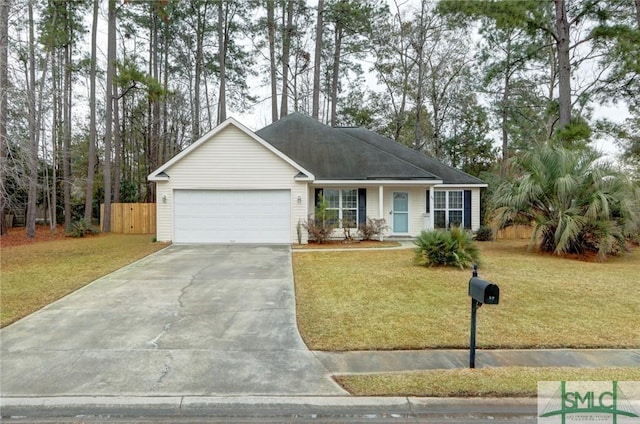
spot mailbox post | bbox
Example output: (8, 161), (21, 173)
(468, 265), (499, 368)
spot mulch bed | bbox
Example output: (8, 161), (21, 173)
(293, 240), (402, 249)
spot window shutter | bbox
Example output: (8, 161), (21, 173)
(425, 189), (430, 213)
(314, 188), (323, 207)
(464, 190), (472, 229)
(358, 188), (366, 225)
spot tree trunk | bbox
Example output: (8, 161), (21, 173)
(554, 0), (571, 129)
(545, 37), (558, 141)
(26, 2), (37, 238)
(635, 0), (640, 28)
(413, 2), (427, 151)
(0, 0), (8, 235)
(330, 26), (342, 127)
(500, 72), (510, 177)
(193, 7), (203, 140)
(500, 37), (512, 178)
(50, 48), (58, 232)
(113, 83), (121, 203)
(312, 0), (323, 120)
(217, 1), (227, 124)
(280, 0), (294, 118)
(84, 0), (99, 223)
(63, 40), (72, 230)
(150, 6), (160, 202)
(162, 16), (169, 164)
(103, 0), (116, 233)
(267, 0), (277, 122)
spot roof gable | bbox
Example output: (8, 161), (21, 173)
(256, 113), (440, 181)
(148, 117), (313, 181)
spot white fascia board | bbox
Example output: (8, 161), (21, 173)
(147, 117), (315, 182)
(313, 179), (444, 186)
(433, 183), (488, 189)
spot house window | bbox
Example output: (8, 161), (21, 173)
(434, 190), (463, 228)
(324, 188), (358, 228)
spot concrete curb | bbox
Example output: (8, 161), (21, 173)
(0, 396), (538, 419)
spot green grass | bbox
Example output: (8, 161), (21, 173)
(1, 235), (167, 327)
(336, 367), (640, 397)
(293, 240), (640, 351)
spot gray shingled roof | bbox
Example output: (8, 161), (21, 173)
(338, 127), (486, 185)
(256, 113), (484, 185)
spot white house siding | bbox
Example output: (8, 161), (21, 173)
(365, 187), (380, 221)
(471, 187), (481, 231)
(155, 125), (307, 243)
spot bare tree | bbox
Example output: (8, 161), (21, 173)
(103, 0), (116, 233)
(84, 0), (98, 224)
(554, 0), (571, 129)
(267, 0), (277, 122)
(62, 20), (72, 230)
(25, 1), (37, 238)
(312, 0), (323, 120)
(279, 0), (294, 118)
(0, 0), (8, 235)
(217, 0), (227, 123)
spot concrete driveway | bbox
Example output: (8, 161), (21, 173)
(0, 245), (345, 397)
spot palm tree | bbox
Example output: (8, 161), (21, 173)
(491, 145), (639, 260)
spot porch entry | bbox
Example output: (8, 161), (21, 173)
(392, 192), (409, 233)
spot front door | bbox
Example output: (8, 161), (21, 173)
(392, 192), (409, 233)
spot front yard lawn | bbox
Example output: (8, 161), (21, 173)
(293, 240), (640, 351)
(1, 233), (167, 327)
(336, 366), (640, 397)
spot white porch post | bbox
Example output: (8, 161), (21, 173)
(429, 186), (435, 230)
(378, 185), (384, 219)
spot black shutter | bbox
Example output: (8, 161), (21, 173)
(358, 188), (366, 225)
(314, 188), (323, 207)
(425, 189), (430, 213)
(464, 190), (472, 229)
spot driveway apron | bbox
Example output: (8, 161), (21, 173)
(0, 245), (345, 396)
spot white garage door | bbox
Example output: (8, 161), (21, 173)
(174, 190), (291, 244)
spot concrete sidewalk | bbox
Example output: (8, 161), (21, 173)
(313, 348), (640, 374)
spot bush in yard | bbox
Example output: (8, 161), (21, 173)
(303, 217), (336, 244)
(492, 144), (640, 260)
(474, 225), (494, 241)
(302, 193), (337, 243)
(358, 217), (388, 241)
(67, 220), (100, 238)
(414, 227), (479, 269)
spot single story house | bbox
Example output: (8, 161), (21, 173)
(148, 113), (487, 244)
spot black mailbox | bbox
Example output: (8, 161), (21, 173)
(468, 277), (499, 305)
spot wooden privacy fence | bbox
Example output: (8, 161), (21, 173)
(496, 225), (534, 240)
(100, 203), (156, 234)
